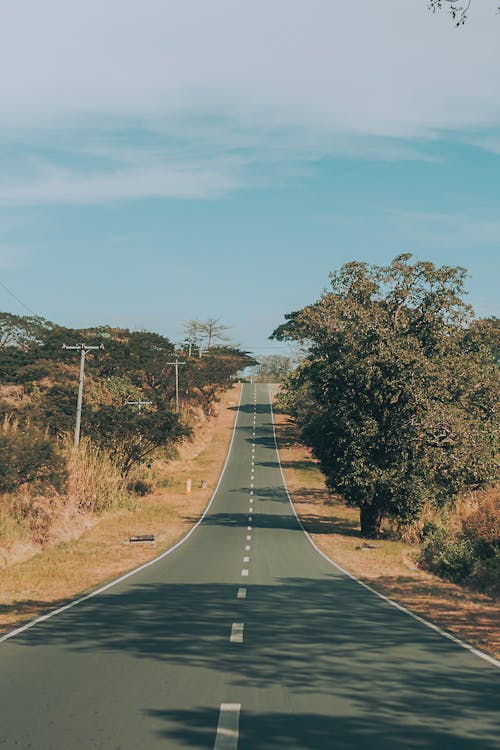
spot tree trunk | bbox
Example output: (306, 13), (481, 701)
(359, 502), (383, 538)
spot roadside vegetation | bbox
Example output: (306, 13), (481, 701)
(273, 255), (499, 595)
(0, 313), (254, 566)
(251, 354), (293, 383)
(0, 385), (239, 633)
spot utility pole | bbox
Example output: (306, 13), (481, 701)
(62, 343), (104, 447)
(167, 360), (185, 413)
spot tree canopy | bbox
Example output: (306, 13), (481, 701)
(273, 255), (499, 537)
(0, 315), (255, 478)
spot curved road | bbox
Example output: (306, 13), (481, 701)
(0, 383), (499, 749)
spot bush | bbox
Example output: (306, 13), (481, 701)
(419, 522), (499, 594)
(0, 416), (66, 493)
(127, 479), (152, 496)
(419, 528), (480, 583)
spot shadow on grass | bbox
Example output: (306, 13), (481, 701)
(300, 513), (360, 537)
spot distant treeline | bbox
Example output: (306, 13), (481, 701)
(0, 314), (256, 490)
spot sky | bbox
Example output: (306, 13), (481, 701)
(0, 1), (499, 357)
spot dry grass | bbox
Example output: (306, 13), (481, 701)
(66, 439), (130, 514)
(0, 384), (240, 634)
(274, 411), (500, 660)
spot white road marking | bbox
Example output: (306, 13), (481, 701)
(243, 556), (250, 563)
(0, 385), (245, 647)
(247, 525), (252, 530)
(241, 569), (249, 576)
(230, 622), (244, 643)
(237, 588), (247, 599)
(246, 535), (251, 541)
(245, 545), (251, 551)
(214, 703), (241, 750)
(268, 393), (500, 670)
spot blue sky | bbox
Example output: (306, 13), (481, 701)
(0, 1), (499, 357)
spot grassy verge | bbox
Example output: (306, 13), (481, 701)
(0, 384), (240, 634)
(274, 411), (500, 660)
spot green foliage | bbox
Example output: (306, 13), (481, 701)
(419, 526), (499, 593)
(0, 314), (255, 483)
(0, 418), (66, 493)
(86, 404), (191, 475)
(184, 347), (257, 414)
(273, 255), (499, 537)
(253, 355), (293, 383)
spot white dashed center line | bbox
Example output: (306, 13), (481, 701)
(243, 556), (250, 563)
(246, 535), (251, 541)
(237, 588), (247, 599)
(241, 568), (249, 577)
(230, 622), (244, 643)
(214, 703), (241, 750)
(245, 545), (251, 551)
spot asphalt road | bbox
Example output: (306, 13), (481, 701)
(0, 383), (499, 749)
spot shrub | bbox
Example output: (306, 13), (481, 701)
(419, 500), (499, 594)
(0, 416), (66, 494)
(127, 479), (152, 496)
(419, 528), (480, 583)
(469, 555), (500, 595)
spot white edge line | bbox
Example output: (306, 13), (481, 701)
(268, 389), (500, 669)
(0, 384), (245, 646)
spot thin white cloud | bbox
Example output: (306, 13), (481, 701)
(1, 1), (499, 138)
(0, 1), (499, 204)
(383, 209), (500, 248)
(0, 154), (242, 205)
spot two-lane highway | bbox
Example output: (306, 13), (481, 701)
(0, 383), (499, 748)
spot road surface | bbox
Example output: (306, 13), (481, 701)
(0, 383), (498, 749)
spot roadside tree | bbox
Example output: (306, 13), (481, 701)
(273, 255), (499, 537)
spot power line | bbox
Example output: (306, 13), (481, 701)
(0, 278), (39, 317)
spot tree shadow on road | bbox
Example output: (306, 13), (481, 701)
(9, 575), (500, 749)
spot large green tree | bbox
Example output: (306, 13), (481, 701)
(273, 255), (499, 537)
